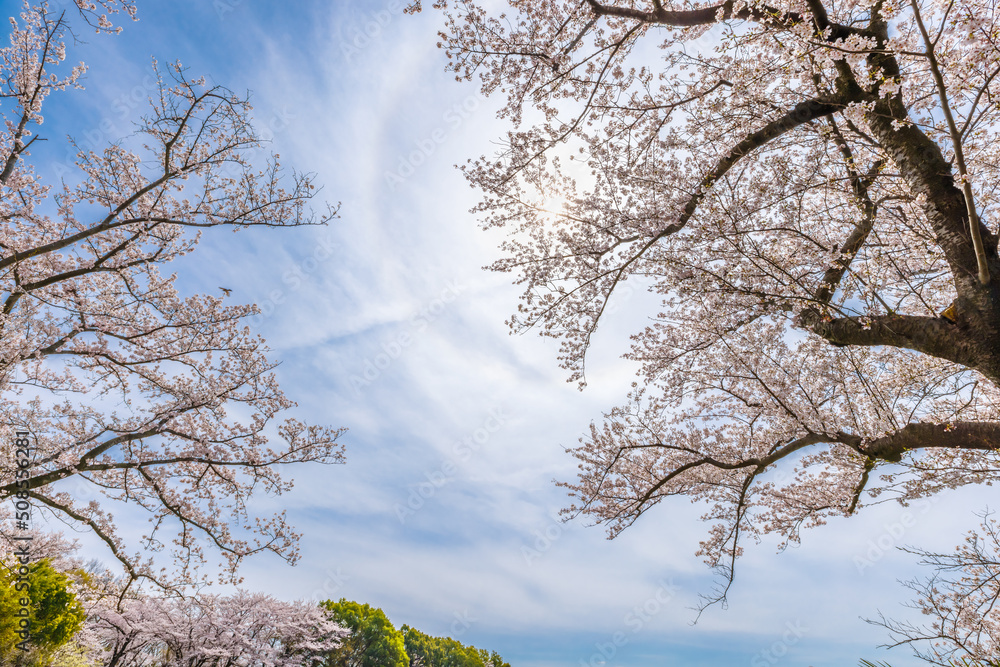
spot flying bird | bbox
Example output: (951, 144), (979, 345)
(219, 287), (232, 296)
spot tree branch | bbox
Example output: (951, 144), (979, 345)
(909, 0), (991, 285)
(583, 0), (867, 41)
(796, 310), (988, 376)
(857, 421), (1000, 462)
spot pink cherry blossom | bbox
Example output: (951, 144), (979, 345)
(89, 590), (346, 667)
(0, 2), (344, 591)
(419, 0), (1000, 614)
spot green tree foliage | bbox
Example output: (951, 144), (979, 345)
(318, 601), (511, 667)
(401, 625), (510, 667)
(321, 599), (408, 667)
(0, 558), (86, 666)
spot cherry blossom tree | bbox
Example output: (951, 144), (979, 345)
(0, 1), (344, 591)
(871, 513), (1000, 664)
(414, 0), (1000, 611)
(1, 532), (346, 666)
(88, 590), (346, 667)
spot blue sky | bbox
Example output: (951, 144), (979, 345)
(18, 0), (1000, 665)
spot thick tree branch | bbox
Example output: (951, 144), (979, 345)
(909, 0), (991, 285)
(652, 95), (851, 244)
(797, 310), (988, 374)
(844, 421), (1000, 462)
(583, 0), (867, 41)
(814, 118), (886, 306)
(863, 19), (1000, 293)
